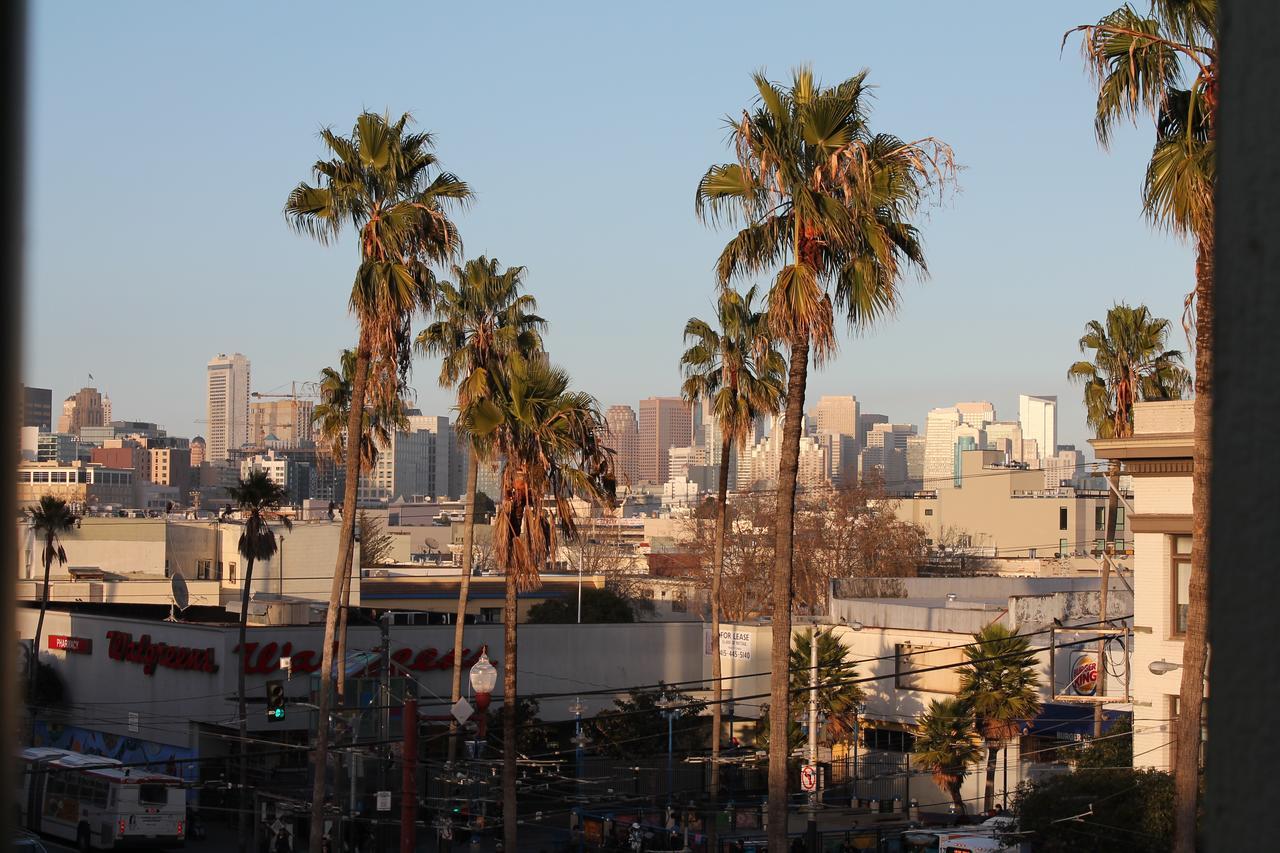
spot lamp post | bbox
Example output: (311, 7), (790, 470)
(570, 699), (588, 853)
(807, 627), (819, 853)
(657, 693), (678, 807)
(468, 647), (497, 746)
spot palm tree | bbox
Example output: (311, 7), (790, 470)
(227, 471), (292, 853)
(286, 111), (471, 852)
(958, 623), (1041, 814)
(466, 356), (616, 851)
(312, 350), (409, 703)
(1069, 304), (1187, 737)
(26, 495), (78, 702)
(696, 67), (954, 846)
(1068, 7), (1216, 848)
(679, 285), (784, 804)
(1068, 303), (1189, 441)
(416, 256), (545, 763)
(914, 698), (983, 816)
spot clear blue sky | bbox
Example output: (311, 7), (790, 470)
(24, 1), (1193, 453)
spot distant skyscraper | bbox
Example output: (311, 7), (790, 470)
(857, 412), (888, 451)
(955, 401), (996, 427)
(56, 387), (105, 436)
(985, 421), (1025, 463)
(638, 397), (691, 485)
(206, 353), (251, 462)
(102, 395), (112, 426)
(1018, 394), (1058, 466)
(905, 435), (926, 490)
(250, 399), (315, 447)
(812, 396), (859, 484)
(605, 405), (642, 487)
(20, 385), (52, 431)
(190, 436), (206, 468)
(923, 407), (962, 489)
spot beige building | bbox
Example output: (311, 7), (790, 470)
(249, 399), (315, 447)
(605, 405), (641, 488)
(17, 461), (134, 509)
(206, 353), (251, 462)
(890, 449), (1122, 562)
(1092, 400), (1196, 773)
(56, 386), (106, 436)
(637, 397), (691, 485)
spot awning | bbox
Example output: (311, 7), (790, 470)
(1021, 703), (1128, 738)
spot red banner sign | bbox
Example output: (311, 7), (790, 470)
(106, 631), (219, 676)
(48, 635), (92, 654)
(235, 641), (487, 676)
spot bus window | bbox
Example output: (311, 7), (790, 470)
(139, 783), (170, 805)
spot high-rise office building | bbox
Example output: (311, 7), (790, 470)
(206, 353), (251, 462)
(605, 405), (642, 487)
(250, 399), (315, 447)
(638, 397), (692, 485)
(812, 396), (860, 485)
(813, 395), (859, 437)
(956, 401), (996, 427)
(56, 387), (106, 436)
(190, 436), (206, 468)
(1018, 394), (1058, 466)
(20, 385), (52, 431)
(923, 407), (963, 489)
(102, 395), (112, 426)
(985, 421), (1025, 463)
(905, 435), (927, 491)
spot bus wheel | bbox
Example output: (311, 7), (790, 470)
(77, 823), (92, 852)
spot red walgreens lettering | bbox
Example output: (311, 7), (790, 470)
(233, 642), (484, 675)
(105, 631), (219, 676)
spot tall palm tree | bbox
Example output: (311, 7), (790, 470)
(416, 256), (545, 763)
(466, 356), (616, 852)
(1069, 304), (1188, 737)
(227, 471), (292, 853)
(958, 624), (1041, 814)
(696, 67), (954, 846)
(26, 495), (78, 702)
(914, 698), (983, 816)
(1068, 7), (1216, 848)
(1068, 303), (1189, 441)
(679, 284), (784, 805)
(286, 111), (471, 852)
(312, 350), (409, 703)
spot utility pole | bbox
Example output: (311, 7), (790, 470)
(807, 627), (819, 853)
(401, 697), (417, 853)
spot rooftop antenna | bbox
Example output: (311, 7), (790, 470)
(167, 571), (190, 622)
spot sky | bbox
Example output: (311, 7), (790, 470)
(24, 1), (1195, 454)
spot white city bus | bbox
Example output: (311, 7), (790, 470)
(18, 747), (186, 850)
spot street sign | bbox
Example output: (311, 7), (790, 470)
(376, 790), (392, 812)
(451, 697), (474, 725)
(128, 712), (139, 733)
(800, 764), (817, 792)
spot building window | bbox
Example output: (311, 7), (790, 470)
(1115, 506), (1125, 531)
(1059, 507), (1068, 531)
(480, 607), (501, 624)
(1095, 506), (1106, 531)
(1058, 539), (1068, 556)
(1170, 694), (1207, 767)
(1172, 535), (1192, 636)
(924, 508), (933, 516)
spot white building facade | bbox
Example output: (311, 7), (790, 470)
(206, 353), (250, 462)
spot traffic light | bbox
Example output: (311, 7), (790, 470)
(266, 679), (285, 721)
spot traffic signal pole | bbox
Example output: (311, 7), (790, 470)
(807, 629), (819, 853)
(401, 697), (417, 853)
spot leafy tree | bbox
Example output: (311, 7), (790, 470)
(286, 110), (471, 853)
(696, 68), (954, 848)
(590, 684), (708, 759)
(473, 491), (497, 519)
(1075, 716), (1133, 769)
(1067, 7), (1216, 848)
(526, 587), (635, 624)
(680, 283), (784, 803)
(227, 470), (292, 853)
(416, 256), (545, 763)
(357, 511), (394, 566)
(1014, 768), (1175, 853)
(26, 495), (78, 701)
(957, 623), (1041, 814)
(465, 356), (615, 851)
(913, 698), (983, 816)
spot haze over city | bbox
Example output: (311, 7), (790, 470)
(23, 1), (1193, 452)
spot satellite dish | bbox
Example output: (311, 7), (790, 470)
(171, 572), (190, 612)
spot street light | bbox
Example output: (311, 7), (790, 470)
(469, 646), (497, 742)
(1149, 659), (1183, 676)
(656, 693), (679, 806)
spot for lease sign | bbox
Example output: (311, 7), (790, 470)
(704, 628), (753, 661)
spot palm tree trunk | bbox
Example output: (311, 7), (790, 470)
(335, 534), (354, 704)
(29, 550), (52, 705)
(449, 453), (481, 765)
(768, 340), (809, 852)
(983, 741), (999, 814)
(502, 560), (518, 853)
(310, 338), (371, 853)
(237, 554), (256, 853)
(949, 781), (966, 816)
(710, 435), (732, 848)
(1095, 461), (1120, 738)
(1173, 235), (1213, 853)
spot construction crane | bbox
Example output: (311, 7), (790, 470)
(250, 381), (322, 445)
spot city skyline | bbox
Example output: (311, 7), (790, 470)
(24, 1), (1192, 457)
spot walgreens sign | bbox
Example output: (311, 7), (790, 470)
(106, 631), (220, 676)
(236, 640), (487, 676)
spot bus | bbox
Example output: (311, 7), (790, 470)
(18, 747), (186, 850)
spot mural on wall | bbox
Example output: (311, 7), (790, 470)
(33, 721), (199, 787)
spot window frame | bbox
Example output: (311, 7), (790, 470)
(1171, 535), (1192, 637)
